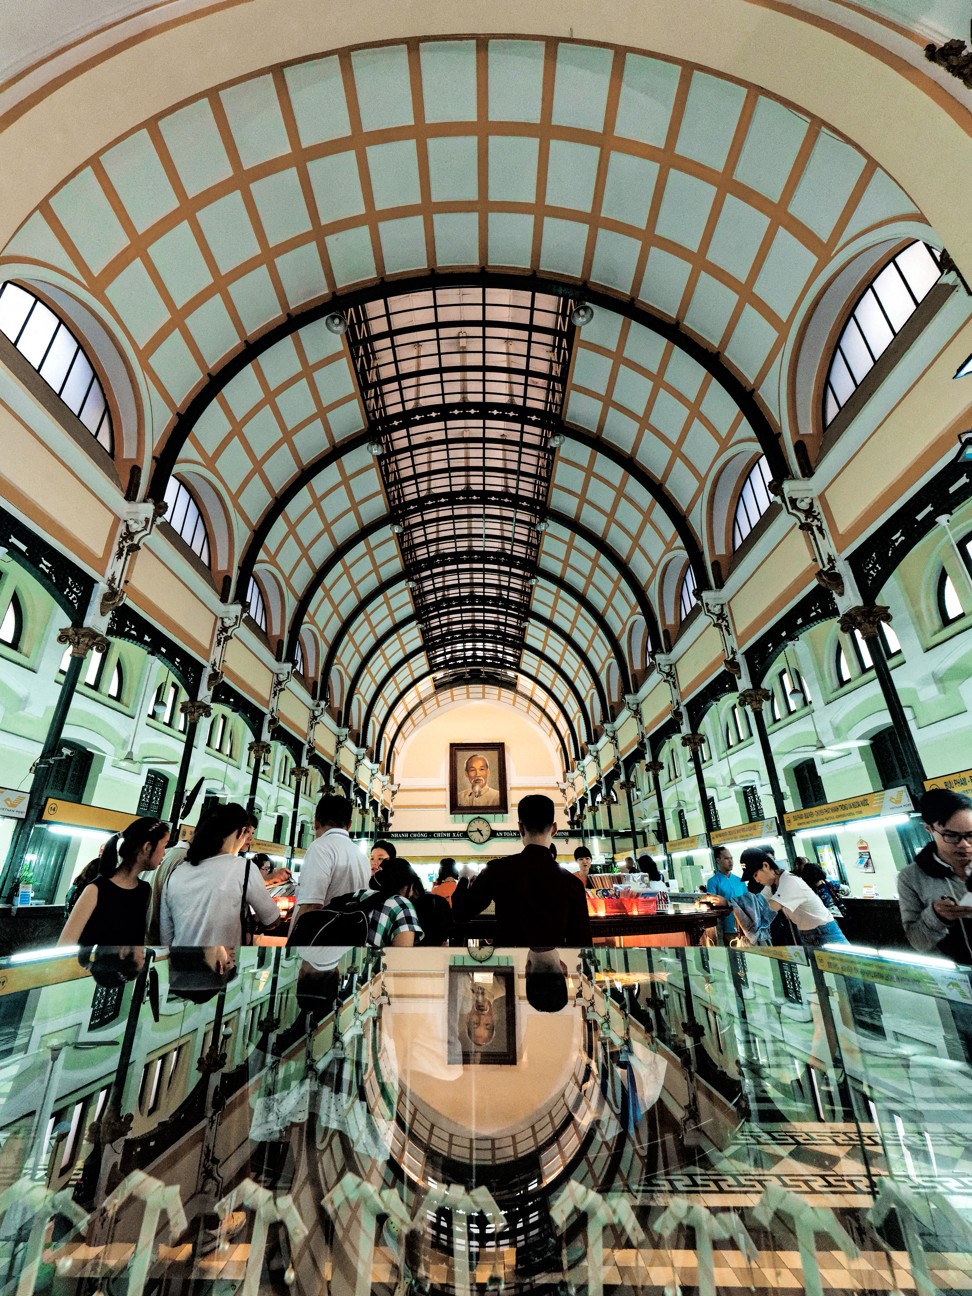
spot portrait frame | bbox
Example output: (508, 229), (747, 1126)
(449, 742), (508, 816)
(446, 964), (517, 1066)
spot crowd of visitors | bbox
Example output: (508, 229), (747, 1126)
(56, 784), (972, 965)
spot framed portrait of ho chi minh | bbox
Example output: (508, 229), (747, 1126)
(447, 965), (517, 1066)
(449, 742), (508, 816)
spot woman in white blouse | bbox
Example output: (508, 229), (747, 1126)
(160, 802), (278, 947)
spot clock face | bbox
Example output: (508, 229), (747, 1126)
(467, 816), (492, 843)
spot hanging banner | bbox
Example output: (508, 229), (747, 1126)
(709, 818), (778, 847)
(664, 834), (707, 854)
(783, 786), (912, 833)
(924, 768), (972, 795)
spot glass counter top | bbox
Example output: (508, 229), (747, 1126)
(0, 943), (968, 1295)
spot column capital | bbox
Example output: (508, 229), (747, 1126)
(644, 759), (664, 775)
(293, 765), (311, 780)
(248, 739), (271, 758)
(838, 603), (892, 639)
(680, 732), (705, 753)
(56, 625), (109, 658)
(738, 687), (772, 712)
(180, 699), (212, 723)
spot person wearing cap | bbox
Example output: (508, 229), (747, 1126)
(739, 847), (848, 947)
(573, 844), (595, 888)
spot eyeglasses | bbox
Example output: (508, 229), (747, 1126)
(932, 826), (972, 845)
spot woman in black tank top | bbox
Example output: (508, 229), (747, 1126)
(58, 816), (168, 948)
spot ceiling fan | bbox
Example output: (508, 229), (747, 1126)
(782, 644), (868, 759)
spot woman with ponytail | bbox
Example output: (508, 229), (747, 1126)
(160, 801), (278, 946)
(58, 817), (168, 947)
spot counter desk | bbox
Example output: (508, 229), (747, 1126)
(457, 903), (720, 947)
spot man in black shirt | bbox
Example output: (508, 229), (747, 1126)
(453, 795), (593, 946)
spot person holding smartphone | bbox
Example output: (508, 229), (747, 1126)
(897, 789), (972, 964)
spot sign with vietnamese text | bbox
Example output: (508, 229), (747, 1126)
(783, 786), (912, 833)
(924, 768), (972, 795)
(664, 834), (708, 854)
(710, 818), (778, 847)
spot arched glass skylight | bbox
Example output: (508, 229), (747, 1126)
(0, 282), (113, 451)
(163, 477), (211, 567)
(678, 567), (698, 623)
(731, 456), (773, 550)
(823, 242), (942, 426)
(247, 576), (268, 633)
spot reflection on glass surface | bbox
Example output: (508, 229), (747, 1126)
(0, 943), (969, 1294)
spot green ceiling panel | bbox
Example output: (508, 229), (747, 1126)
(432, 212), (479, 264)
(655, 171), (717, 253)
(366, 140), (422, 209)
(427, 136), (478, 203)
(197, 192), (261, 272)
(251, 168), (312, 244)
(789, 130), (867, 239)
(351, 46), (415, 132)
(551, 43), (614, 134)
(539, 216), (588, 278)
(378, 216), (427, 274)
(590, 228), (641, 294)
(600, 151), (659, 228)
(284, 57), (351, 146)
(104, 260), (169, 346)
(488, 136), (539, 204)
(102, 130), (179, 233)
(275, 243), (329, 309)
(49, 169), (128, 275)
(159, 99), (234, 197)
(148, 221), (213, 307)
(487, 40), (545, 123)
(545, 140), (600, 213)
(420, 41), (478, 122)
(220, 75), (291, 167)
(615, 54), (680, 149)
(676, 72), (747, 171)
(307, 151), (365, 222)
(325, 226), (377, 286)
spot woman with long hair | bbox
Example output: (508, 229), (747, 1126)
(160, 802), (279, 947)
(58, 817), (168, 947)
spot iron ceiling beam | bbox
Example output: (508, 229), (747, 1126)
(286, 509), (660, 661)
(318, 568), (632, 700)
(360, 639), (596, 757)
(342, 609), (609, 729)
(149, 271), (786, 507)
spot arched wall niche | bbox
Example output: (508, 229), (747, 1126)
(392, 698), (562, 838)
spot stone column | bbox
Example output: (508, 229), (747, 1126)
(0, 624), (108, 902)
(246, 738), (270, 817)
(167, 699), (211, 843)
(681, 732), (714, 837)
(839, 604), (926, 798)
(739, 687), (797, 862)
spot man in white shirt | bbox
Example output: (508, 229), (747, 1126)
(289, 795), (370, 1016)
(291, 794), (368, 929)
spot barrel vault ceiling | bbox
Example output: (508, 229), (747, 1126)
(0, 31), (941, 768)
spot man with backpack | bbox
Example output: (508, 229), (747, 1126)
(289, 795), (367, 939)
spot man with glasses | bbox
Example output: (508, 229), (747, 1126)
(898, 788), (972, 964)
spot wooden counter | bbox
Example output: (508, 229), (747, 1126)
(456, 906), (720, 947)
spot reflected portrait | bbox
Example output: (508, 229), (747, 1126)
(447, 964), (516, 1065)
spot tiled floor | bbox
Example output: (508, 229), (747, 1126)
(0, 944), (970, 1294)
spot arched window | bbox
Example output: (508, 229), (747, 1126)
(106, 660), (123, 701)
(294, 640), (305, 676)
(793, 758), (826, 809)
(731, 456), (773, 549)
(0, 282), (113, 451)
(836, 644), (851, 686)
(0, 594), (24, 650)
(678, 567), (698, 623)
(939, 570), (964, 625)
(823, 242), (942, 425)
(780, 667), (811, 714)
(163, 478), (211, 566)
(247, 576), (268, 633)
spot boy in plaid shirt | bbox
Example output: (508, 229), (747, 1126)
(350, 856), (424, 947)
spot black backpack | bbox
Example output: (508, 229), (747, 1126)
(287, 890), (385, 948)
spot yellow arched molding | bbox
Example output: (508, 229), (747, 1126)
(1, 1), (970, 271)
